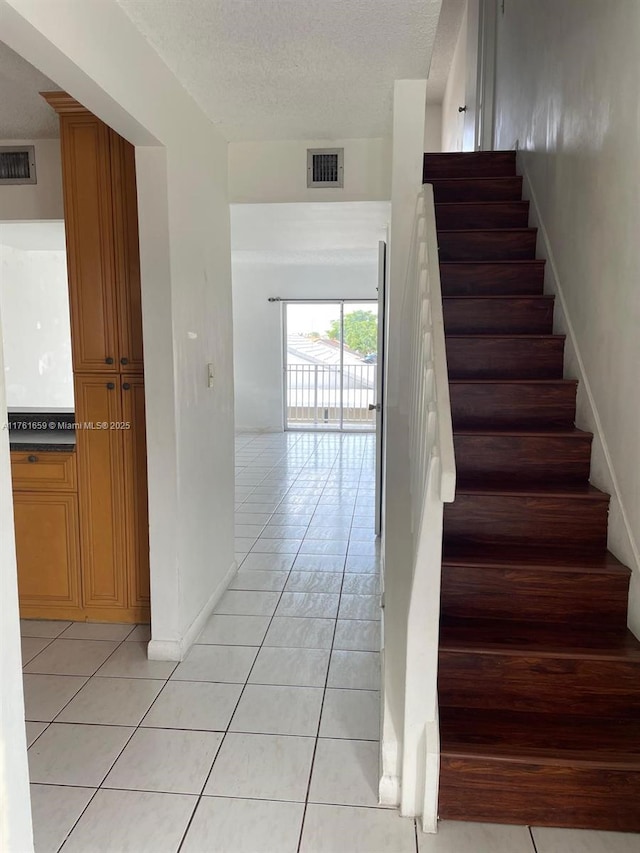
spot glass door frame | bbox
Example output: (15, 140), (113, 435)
(282, 298), (377, 433)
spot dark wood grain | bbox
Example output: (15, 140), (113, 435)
(446, 335), (565, 379)
(443, 296), (554, 334)
(429, 176), (523, 202)
(440, 261), (546, 296)
(450, 380), (578, 429)
(438, 229), (538, 261)
(435, 201), (530, 230)
(424, 151), (517, 180)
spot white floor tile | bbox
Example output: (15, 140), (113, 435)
(305, 526), (352, 540)
(103, 728), (223, 794)
(23, 674), (88, 722)
(276, 592), (340, 618)
(264, 617), (335, 650)
(348, 540), (378, 556)
(320, 689), (380, 740)
(285, 572), (343, 593)
(328, 650), (381, 690)
(230, 569), (289, 591)
(56, 677), (164, 726)
(342, 574), (380, 595)
(249, 647), (330, 687)
(338, 594), (381, 621)
(30, 784), (95, 853)
(251, 538), (302, 554)
(293, 554), (346, 572)
(21, 637), (52, 665)
(197, 613), (270, 646)
(23, 639), (120, 677)
(58, 622), (135, 641)
(531, 826), (640, 853)
(235, 536), (258, 551)
(299, 540), (349, 556)
(234, 512), (273, 525)
(171, 644), (258, 683)
(230, 684), (323, 736)
(28, 723), (133, 786)
(95, 642), (177, 679)
(308, 738), (380, 807)
(214, 589), (280, 616)
(25, 721), (48, 747)
(20, 619), (72, 638)
(141, 680), (242, 730)
(301, 804), (416, 853)
(334, 620), (381, 652)
(124, 624), (151, 642)
(181, 797), (304, 853)
(345, 555), (379, 573)
(239, 553), (296, 572)
(60, 789), (197, 853)
(235, 523), (266, 538)
(204, 732), (315, 801)
(418, 821), (535, 852)
(261, 524), (309, 539)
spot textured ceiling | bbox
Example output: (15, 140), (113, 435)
(426, 0), (466, 103)
(0, 42), (61, 139)
(117, 0), (443, 141)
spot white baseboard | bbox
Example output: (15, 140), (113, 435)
(379, 771), (400, 806)
(147, 559), (238, 661)
(519, 156), (640, 635)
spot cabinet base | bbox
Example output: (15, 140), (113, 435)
(20, 604), (150, 624)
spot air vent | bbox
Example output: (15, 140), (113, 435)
(307, 148), (344, 188)
(0, 146), (36, 185)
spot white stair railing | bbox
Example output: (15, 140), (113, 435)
(400, 185), (456, 832)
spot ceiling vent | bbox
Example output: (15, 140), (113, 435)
(0, 146), (37, 185)
(307, 148), (344, 188)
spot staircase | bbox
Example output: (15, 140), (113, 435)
(424, 151), (640, 832)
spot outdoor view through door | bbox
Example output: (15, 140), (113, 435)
(284, 301), (378, 431)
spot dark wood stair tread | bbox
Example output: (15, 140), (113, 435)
(440, 708), (640, 768)
(454, 481), (610, 500)
(439, 618), (640, 660)
(442, 543), (629, 575)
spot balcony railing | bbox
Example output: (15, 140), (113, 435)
(285, 363), (376, 430)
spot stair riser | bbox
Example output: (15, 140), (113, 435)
(430, 177), (523, 203)
(439, 652), (640, 717)
(439, 230), (537, 262)
(440, 262), (545, 296)
(443, 298), (553, 334)
(453, 434), (592, 482)
(450, 382), (577, 429)
(440, 566), (629, 626)
(444, 494), (609, 550)
(446, 337), (565, 379)
(439, 757), (640, 832)
(424, 151), (517, 180)
(436, 202), (529, 230)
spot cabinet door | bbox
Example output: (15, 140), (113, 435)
(60, 114), (118, 372)
(14, 493), (81, 609)
(75, 375), (127, 608)
(110, 132), (144, 373)
(121, 375), (150, 606)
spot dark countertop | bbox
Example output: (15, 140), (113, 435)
(9, 429), (76, 453)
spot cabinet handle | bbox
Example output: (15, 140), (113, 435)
(27, 455), (38, 463)
(105, 357), (114, 364)
(106, 382), (115, 390)
(122, 382), (131, 390)
(120, 357), (129, 365)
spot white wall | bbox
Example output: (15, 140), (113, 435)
(0, 228), (73, 410)
(1, 0), (236, 670)
(233, 253), (378, 431)
(229, 137), (391, 203)
(0, 139), (63, 220)
(424, 103), (442, 152)
(494, 0), (640, 633)
(440, 3), (467, 151)
(380, 79), (428, 808)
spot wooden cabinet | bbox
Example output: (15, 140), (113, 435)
(14, 492), (82, 611)
(11, 451), (77, 492)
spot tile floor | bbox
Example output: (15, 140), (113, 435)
(20, 432), (640, 852)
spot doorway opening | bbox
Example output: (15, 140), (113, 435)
(284, 299), (378, 432)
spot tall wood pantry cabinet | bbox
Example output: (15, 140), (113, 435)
(32, 92), (151, 622)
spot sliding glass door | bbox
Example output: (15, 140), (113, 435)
(283, 300), (378, 431)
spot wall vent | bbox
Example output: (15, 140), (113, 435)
(0, 146), (37, 185)
(307, 148), (344, 188)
